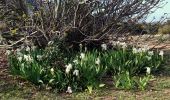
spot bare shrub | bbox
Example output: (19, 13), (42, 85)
(0, 0), (165, 48)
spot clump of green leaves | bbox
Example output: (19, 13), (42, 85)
(103, 44), (164, 75)
(7, 42), (107, 93)
(113, 67), (153, 90)
(114, 71), (136, 90)
(7, 41), (165, 93)
(70, 50), (107, 93)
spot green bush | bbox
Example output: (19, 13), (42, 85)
(7, 41), (165, 92)
(104, 45), (163, 75)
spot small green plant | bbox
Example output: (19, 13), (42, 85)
(135, 75), (152, 91)
(8, 47), (45, 84)
(135, 67), (153, 91)
(113, 67), (153, 90)
(70, 50), (107, 93)
(113, 71), (136, 90)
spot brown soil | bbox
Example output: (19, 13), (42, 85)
(0, 49), (9, 81)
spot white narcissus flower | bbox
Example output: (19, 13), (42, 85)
(24, 55), (27, 59)
(66, 64), (72, 69)
(95, 58), (100, 65)
(66, 86), (72, 94)
(37, 55), (43, 60)
(50, 68), (54, 72)
(116, 41), (120, 45)
(148, 51), (154, 56)
(142, 45), (149, 52)
(80, 53), (85, 59)
(146, 56), (151, 61)
(120, 42), (127, 49)
(65, 68), (70, 74)
(26, 46), (31, 52)
(32, 46), (37, 51)
(73, 59), (78, 64)
(159, 50), (164, 56)
(17, 51), (23, 56)
(132, 48), (138, 54)
(146, 67), (151, 74)
(85, 47), (87, 52)
(65, 63), (73, 74)
(73, 69), (79, 76)
(137, 48), (143, 53)
(79, 43), (83, 48)
(15, 47), (21, 54)
(18, 57), (22, 62)
(101, 44), (107, 50)
(110, 41), (117, 46)
(24, 55), (33, 62)
(50, 68), (54, 75)
(16, 48), (21, 53)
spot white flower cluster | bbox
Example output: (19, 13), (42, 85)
(119, 42), (127, 49)
(110, 41), (128, 49)
(7, 46), (44, 63)
(24, 55), (33, 62)
(95, 57), (100, 65)
(101, 41), (129, 51)
(26, 46), (31, 52)
(101, 44), (107, 50)
(73, 69), (79, 76)
(159, 50), (164, 57)
(50, 68), (54, 75)
(37, 55), (43, 61)
(132, 45), (150, 54)
(18, 56), (22, 62)
(80, 53), (85, 59)
(148, 51), (154, 56)
(73, 59), (78, 64)
(146, 67), (151, 74)
(65, 63), (79, 76)
(65, 63), (72, 74)
(66, 86), (72, 94)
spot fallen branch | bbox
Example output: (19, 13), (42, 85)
(0, 31), (38, 48)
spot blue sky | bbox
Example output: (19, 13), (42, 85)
(147, 0), (170, 22)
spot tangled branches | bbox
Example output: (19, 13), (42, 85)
(0, 0), (165, 48)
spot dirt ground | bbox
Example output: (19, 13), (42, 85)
(129, 34), (170, 50)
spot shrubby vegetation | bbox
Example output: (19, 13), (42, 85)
(158, 20), (170, 34)
(0, 0), (167, 94)
(6, 41), (164, 93)
(0, 0), (164, 47)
